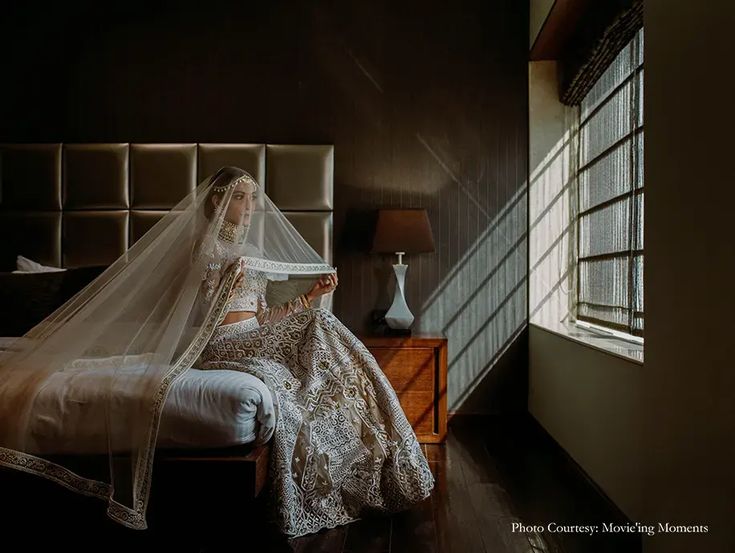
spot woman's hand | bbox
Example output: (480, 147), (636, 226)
(306, 271), (338, 302)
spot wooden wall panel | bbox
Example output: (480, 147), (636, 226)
(0, 0), (529, 413)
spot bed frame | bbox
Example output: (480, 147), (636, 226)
(0, 142), (334, 531)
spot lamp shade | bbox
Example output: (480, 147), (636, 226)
(371, 209), (435, 254)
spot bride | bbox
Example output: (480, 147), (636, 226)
(0, 166), (434, 538)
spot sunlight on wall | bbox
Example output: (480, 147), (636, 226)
(418, 185), (527, 411)
(529, 61), (578, 332)
(528, 128), (575, 328)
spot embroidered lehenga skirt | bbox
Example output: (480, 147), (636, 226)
(197, 307), (435, 537)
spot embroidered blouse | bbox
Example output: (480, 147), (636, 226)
(199, 236), (311, 326)
(227, 266), (310, 325)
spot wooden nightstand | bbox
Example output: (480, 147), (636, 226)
(361, 335), (447, 443)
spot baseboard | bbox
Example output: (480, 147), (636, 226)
(447, 410), (527, 423)
(448, 411), (636, 527)
(525, 412), (636, 526)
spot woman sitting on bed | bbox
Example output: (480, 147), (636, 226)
(193, 167), (434, 537)
(0, 166), (433, 538)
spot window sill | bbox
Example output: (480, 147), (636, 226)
(530, 319), (644, 365)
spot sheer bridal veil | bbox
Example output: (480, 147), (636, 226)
(0, 166), (335, 528)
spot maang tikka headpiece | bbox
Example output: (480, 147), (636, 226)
(212, 172), (259, 193)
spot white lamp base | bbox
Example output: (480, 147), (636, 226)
(385, 262), (414, 329)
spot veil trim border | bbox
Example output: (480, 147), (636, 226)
(0, 264), (242, 530)
(123, 264), (241, 528)
(240, 256), (335, 275)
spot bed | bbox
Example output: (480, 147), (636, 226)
(0, 143), (335, 524)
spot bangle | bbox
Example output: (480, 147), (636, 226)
(300, 294), (311, 308)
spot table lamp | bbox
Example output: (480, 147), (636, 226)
(371, 208), (435, 332)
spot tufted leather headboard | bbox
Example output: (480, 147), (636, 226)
(0, 144), (334, 271)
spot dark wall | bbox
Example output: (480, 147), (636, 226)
(1, 0), (529, 411)
(643, 2), (735, 550)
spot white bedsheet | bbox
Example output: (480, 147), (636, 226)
(0, 337), (276, 453)
(158, 368), (276, 448)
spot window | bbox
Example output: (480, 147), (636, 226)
(575, 28), (644, 338)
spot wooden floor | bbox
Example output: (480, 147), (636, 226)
(282, 415), (639, 553)
(2, 415), (640, 553)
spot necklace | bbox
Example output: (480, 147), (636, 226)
(218, 220), (247, 244)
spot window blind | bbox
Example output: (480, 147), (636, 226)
(576, 28), (644, 337)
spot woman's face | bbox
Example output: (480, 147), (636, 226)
(213, 180), (256, 224)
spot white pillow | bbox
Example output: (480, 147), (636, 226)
(13, 255), (66, 274)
